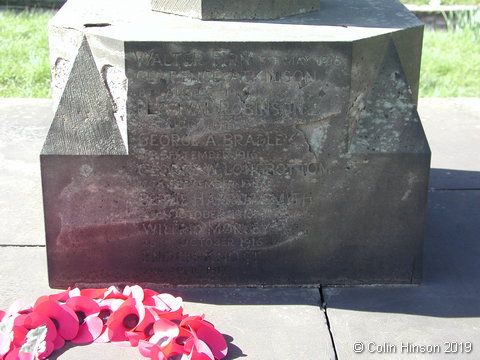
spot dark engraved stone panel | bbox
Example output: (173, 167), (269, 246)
(125, 42), (350, 142)
(122, 42), (351, 284)
(42, 153), (429, 286)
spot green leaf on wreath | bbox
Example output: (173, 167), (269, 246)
(20, 325), (48, 355)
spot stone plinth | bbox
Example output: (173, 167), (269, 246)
(151, 0), (320, 20)
(42, 0), (430, 288)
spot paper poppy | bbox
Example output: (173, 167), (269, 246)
(103, 286), (129, 300)
(149, 293), (184, 321)
(125, 307), (160, 347)
(12, 316), (55, 359)
(0, 333), (11, 357)
(49, 288), (80, 303)
(185, 331), (215, 360)
(32, 299), (79, 341)
(19, 313), (57, 344)
(104, 297), (146, 343)
(196, 324), (228, 360)
(66, 296), (103, 344)
(150, 318), (180, 348)
(93, 298), (126, 344)
(79, 287), (109, 299)
(123, 285), (145, 303)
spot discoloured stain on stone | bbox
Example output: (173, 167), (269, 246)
(349, 40), (429, 155)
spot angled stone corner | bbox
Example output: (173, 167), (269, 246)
(390, 26), (424, 103)
(151, 0), (320, 20)
(346, 34), (389, 151)
(42, 37), (127, 156)
(349, 39), (430, 155)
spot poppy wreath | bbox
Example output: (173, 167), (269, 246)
(0, 285), (228, 360)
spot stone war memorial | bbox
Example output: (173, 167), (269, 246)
(41, 0), (431, 288)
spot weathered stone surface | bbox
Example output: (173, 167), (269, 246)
(150, 0), (320, 20)
(42, 0), (429, 287)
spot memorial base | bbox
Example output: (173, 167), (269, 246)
(42, 0), (430, 288)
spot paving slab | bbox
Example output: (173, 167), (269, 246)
(418, 98), (480, 191)
(324, 190), (480, 359)
(418, 98), (480, 173)
(0, 98), (52, 246)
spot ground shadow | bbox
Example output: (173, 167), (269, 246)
(429, 168), (480, 190)
(224, 335), (248, 360)
(141, 287), (320, 307)
(324, 168), (480, 318)
(47, 342), (89, 360)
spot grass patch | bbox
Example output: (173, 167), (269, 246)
(420, 11), (480, 97)
(0, 1), (65, 8)
(402, 0), (480, 5)
(0, 9), (54, 97)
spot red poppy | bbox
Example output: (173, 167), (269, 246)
(153, 294), (183, 313)
(150, 318), (179, 348)
(149, 293), (184, 322)
(103, 286), (128, 301)
(104, 297), (145, 344)
(65, 296), (103, 344)
(125, 307), (160, 347)
(162, 325), (193, 358)
(123, 285), (145, 302)
(0, 333), (11, 357)
(1, 312), (14, 356)
(185, 331), (215, 360)
(79, 288), (109, 299)
(94, 298), (125, 344)
(136, 314), (184, 359)
(196, 324), (228, 360)
(32, 299), (79, 341)
(142, 289), (160, 304)
(1, 297), (28, 354)
(11, 314), (56, 359)
(179, 316), (227, 360)
(20, 313), (57, 344)
(49, 288), (80, 303)
(4, 346), (20, 360)
(10, 326), (28, 348)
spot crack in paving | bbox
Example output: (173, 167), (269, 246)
(430, 188), (480, 192)
(0, 244), (45, 248)
(320, 286), (339, 360)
